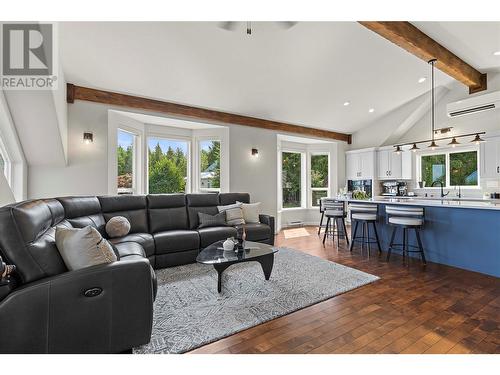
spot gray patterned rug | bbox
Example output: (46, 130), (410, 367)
(134, 247), (379, 354)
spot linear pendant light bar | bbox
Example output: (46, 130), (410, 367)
(393, 58), (487, 153)
(394, 132), (486, 149)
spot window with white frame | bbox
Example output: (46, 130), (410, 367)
(199, 139), (221, 192)
(147, 137), (190, 194)
(281, 151), (304, 208)
(419, 147), (479, 188)
(116, 129), (139, 194)
(310, 153), (329, 207)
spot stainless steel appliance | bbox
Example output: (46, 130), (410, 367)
(381, 181), (407, 196)
(347, 179), (372, 198)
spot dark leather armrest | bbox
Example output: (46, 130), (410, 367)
(259, 214), (275, 244)
(0, 259), (154, 353)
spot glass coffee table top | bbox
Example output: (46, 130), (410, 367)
(197, 240), (278, 264)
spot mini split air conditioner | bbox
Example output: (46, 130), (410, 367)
(447, 90), (500, 118)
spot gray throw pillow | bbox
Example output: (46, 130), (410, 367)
(217, 203), (245, 225)
(237, 201), (261, 223)
(55, 226), (117, 271)
(105, 216), (131, 238)
(198, 212), (227, 229)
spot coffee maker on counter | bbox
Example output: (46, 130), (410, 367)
(381, 181), (408, 196)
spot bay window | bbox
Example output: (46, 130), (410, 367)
(310, 154), (329, 207)
(148, 137), (190, 193)
(281, 151), (303, 208)
(117, 129), (139, 194)
(199, 140), (221, 192)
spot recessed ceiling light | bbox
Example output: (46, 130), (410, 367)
(368, 108), (375, 113)
(418, 77), (427, 83)
(494, 51), (500, 56)
(343, 101), (350, 106)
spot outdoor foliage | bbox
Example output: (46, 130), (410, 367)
(200, 141), (221, 189)
(421, 151), (478, 187)
(311, 154), (328, 188)
(450, 151), (477, 186)
(282, 152), (301, 208)
(117, 145), (133, 189)
(148, 143), (188, 194)
(421, 154), (446, 187)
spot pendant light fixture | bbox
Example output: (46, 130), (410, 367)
(471, 134), (485, 145)
(428, 59), (438, 149)
(448, 137), (460, 147)
(392, 61), (487, 153)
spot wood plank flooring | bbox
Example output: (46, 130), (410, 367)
(189, 226), (500, 354)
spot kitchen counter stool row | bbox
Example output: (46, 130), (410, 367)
(319, 199), (426, 265)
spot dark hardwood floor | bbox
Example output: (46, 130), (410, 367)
(189, 226), (500, 354)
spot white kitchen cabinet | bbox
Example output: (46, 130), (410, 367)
(481, 137), (500, 178)
(346, 149), (375, 180)
(377, 148), (412, 180)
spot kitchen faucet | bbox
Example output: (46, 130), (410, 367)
(431, 180), (449, 198)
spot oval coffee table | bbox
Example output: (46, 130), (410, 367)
(196, 240), (278, 293)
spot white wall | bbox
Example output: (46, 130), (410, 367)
(28, 101), (347, 226)
(28, 101), (109, 198)
(227, 124), (278, 221)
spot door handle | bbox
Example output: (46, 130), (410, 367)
(497, 166), (499, 174)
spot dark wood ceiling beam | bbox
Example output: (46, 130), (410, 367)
(359, 21), (487, 94)
(66, 84), (351, 143)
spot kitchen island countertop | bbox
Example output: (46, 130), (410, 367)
(336, 196), (500, 211)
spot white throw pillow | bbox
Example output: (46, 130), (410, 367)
(217, 203), (245, 225)
(105, 216), (131, 238)
(55, 226), (117, 271)
(237, 201), (261, 223)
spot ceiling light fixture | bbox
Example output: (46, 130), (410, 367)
(434, 127), (453, 135)
(471, 134), (485, 145)
(368, 108), (375, 113)
(393, 60), (487, 153)
(494, 51), (500, 56)
(418, 77), (427, 83)
(343, 101), (350, 106)
(448, 137), (460, 147)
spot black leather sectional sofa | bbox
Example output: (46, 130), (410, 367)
(0, 192), (274, 353)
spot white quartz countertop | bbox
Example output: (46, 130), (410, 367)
(338, 196), (500, 211)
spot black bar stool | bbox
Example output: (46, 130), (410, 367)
(349, 203), (381, 257)
(386, 206), (426, 265)
(322, 200), (349, 247)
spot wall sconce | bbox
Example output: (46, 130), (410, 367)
(251, 148), (259, 157)
(83, 132), (93, 145)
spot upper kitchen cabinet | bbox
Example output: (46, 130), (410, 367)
(377, 147), (412, 180)
(346, 148), (376, 180)
(481, 136), (500, 179)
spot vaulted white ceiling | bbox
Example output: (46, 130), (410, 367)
(59, 22), (499, 134)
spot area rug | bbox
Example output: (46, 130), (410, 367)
(134, 248), (379, 354)
(283, 227), (311, 239)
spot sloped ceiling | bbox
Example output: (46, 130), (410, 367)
(59, 21), (462, 134)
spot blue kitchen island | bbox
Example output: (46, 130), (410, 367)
(341, 197), (500, 277)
